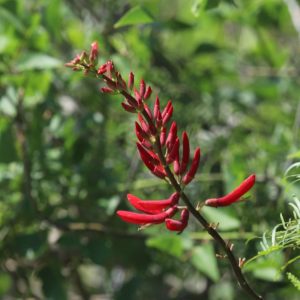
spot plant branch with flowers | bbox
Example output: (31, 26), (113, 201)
(66, 42), (263, 300)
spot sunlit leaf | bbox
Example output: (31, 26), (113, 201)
(114, 6), (154, 28)
(146, 234), (184, 258)
(191, 244), (220, 282)
(16, 53), (62, 71)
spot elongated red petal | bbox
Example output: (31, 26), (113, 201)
(138, 192), (180, 211)
(121, 102), (136, 113)
(205, 174), (256, 207)
(180, 131), (190, 174)
(182, 148), (200, 185)
(136, 143), (160, 165)
(117, 206), (178, 225)
(127, 194), (161, 214)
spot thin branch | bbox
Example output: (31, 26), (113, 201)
(15, 89), (36, 212)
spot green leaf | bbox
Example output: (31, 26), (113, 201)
(16, 53), (62, 71)
(201, 207), (241, 231)
(191, 244), (220, 282)
(206, 0), (221, 9)
(146, 234), (184, 258)
(0, 7), (24, 33)
(114, 6), (154, 28)
(244, 252), (284, 282)
(288, 151), (300, 159)
(0, 273), (12, 296)
(38, 266), (67, 299)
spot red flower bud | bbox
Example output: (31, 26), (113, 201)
(134, 88), (143, 109)
(121, 102), (136, 113)
(144, 86), (152, 100)
(205, 174), (256, 207)
(180, 131), (190, 175)
(182, 148), (200, 185)
(135, 122), (149, 140)
(143, 104), (153, 120)
(116, 72), (127, 90)
(136, 143), (160, 166)
(100, 87), (114, 93)
(173, 159), (180, 175)
(128, 72), (134, 90)
(166, 137), (180, 164)
(117, 206), (178, 225)
(154, 96), (160, 119)
(138, 114), (150, 134)
(162, 100), (172, 118)
(124, 95), (138, 108)
(97, 63), (108, 75)
(140, 79), (146, 98)
(89, 41), (98, 63)
(166, 122), (177, 151)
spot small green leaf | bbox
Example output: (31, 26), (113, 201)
(146, 234), (184, 258)
(16, 53), (62, 71)
(0, 8), (24, 33)
(114, 6), (154, 28)
(191, 244), (220, 282)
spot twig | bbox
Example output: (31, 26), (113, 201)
(15, 89), (36, 212)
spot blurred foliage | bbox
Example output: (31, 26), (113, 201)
(0, 0), (299, 299)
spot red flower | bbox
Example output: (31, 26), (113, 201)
(205, 174), (256, 207)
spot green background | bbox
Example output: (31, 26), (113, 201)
(0, 0), (299, 299)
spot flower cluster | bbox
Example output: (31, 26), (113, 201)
(65, 42), (256, 233)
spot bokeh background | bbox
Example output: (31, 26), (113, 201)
(0, 0), (299, 299)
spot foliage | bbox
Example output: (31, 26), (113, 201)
(245, 164), (300, 294)
(0, 0), (299, 299)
